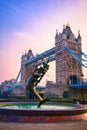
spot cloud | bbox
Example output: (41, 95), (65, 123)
(14, 32), (32, 38)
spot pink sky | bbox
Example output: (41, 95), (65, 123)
(0, 0), (87, 84)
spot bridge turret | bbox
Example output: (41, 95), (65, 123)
(27, 49), (34, 59)
(55, 29), (59, 43)
(62, 25), (66, 40)
(64, 24), (72, 39)
(78, 30), (81, 39)
(77, 30), (81, 43)
(75, 30), (82, 52)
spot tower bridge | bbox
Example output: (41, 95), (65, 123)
(21, 24), (87, 89)
(2, 24), (87, 98)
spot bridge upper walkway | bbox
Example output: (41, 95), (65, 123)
(24, 46), (87, 68)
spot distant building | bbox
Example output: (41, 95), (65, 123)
(0, 79), (23, 97)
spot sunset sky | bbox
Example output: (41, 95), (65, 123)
(0, 0), (87, 85)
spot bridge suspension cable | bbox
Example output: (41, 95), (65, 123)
(81, 51), (87, 59)
(5, 69), (21, 93)
(13, 69), (21, 85)
(65, 47), (87, 68)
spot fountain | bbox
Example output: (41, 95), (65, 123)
(0, 102), (87, 122)
(0, 60), (87, 123)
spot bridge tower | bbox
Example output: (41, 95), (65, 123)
(55, 24), (82, 85)
(21, 49), (35, 88)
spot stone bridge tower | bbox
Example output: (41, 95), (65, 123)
(55, 24), (82, 85)
(21, 49), (35, 88)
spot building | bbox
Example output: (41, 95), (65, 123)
(0, 79), (23, 97)
(55, 24), (82, 85)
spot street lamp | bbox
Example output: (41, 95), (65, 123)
(81, 74), (84, 107)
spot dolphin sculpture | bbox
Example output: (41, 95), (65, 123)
(26, 61), (49, 107)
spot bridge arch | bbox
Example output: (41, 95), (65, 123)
(67, 75), (80, 85)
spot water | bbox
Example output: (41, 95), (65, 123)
(0, 103), (80, 110)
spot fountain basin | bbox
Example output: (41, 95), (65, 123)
(0, 102), (87, 123)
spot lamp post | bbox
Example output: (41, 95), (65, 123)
(81, 74), (84, 107)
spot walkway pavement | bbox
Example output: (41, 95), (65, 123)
(0, 121), (87, 130)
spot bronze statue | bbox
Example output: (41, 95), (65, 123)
(26, 61), (49, 107)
